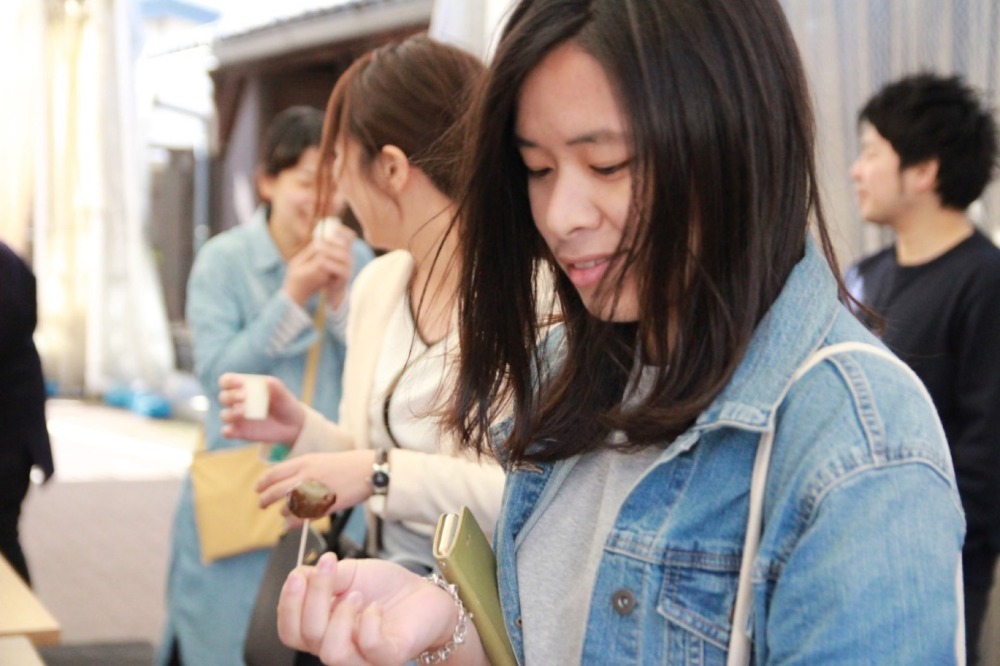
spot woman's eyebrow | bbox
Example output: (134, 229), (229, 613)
(516, 129), (625, 149)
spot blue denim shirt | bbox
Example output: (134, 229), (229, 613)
(494, 240), (965, 664)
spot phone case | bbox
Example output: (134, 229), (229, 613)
(433, 507), (518, 666)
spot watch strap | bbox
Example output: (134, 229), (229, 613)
(369, 448), (390, 516)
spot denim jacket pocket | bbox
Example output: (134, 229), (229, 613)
(656, 550), (741, 656)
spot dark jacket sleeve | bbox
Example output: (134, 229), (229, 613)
(0, 243), (54, 479)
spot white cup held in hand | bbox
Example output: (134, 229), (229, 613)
(239, 374), (271, 420)
(313, 216), (344, 243)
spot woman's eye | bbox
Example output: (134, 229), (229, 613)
(592, 160), (630, 176)
(525, 166), (552, 179)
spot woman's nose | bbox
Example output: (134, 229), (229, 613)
(542, 171), (600, 238)
(848, 158), (862, 181)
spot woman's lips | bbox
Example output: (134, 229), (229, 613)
(563, 256), (611, 289)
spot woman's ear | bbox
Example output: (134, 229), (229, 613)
(256, 169), (274, 203)
(376, 145), (410, 195)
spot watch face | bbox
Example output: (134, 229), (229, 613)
(372, 470), (390, 490)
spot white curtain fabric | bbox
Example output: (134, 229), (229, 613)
(32, 0), (174, 397)
(781, 0), (1000, 266)
(0, 1), (43, 256)
(428, 0), (517, 62)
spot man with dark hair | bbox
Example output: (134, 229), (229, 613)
(0, 241), (54, 585)
(847, 72), (1000, 664)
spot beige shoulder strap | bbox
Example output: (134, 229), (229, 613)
(301, 293), (327, 407)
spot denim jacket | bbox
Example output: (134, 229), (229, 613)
(494, 240), (965, 664)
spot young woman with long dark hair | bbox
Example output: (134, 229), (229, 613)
(275, 2), (965, 663)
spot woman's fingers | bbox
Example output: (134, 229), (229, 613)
(254, 458), (301, 501)
(355, 603), (411, 666)
(265, 375), (288, 402)
(277, 560), (374, 665)
(217, 375), (251, 423)
(313, 240), (354, 278)
(217, 372), (243, 391)
(218, 386), (244, 410)
(257, 481), (296, 506)
(277, 567), (311, 651)
(319, 590), (367, 666)
(257, 482), (289, 509)
(329, 223), (357, 245)
(299, 555), (346, 651)
(278, 558), (455, 666)
(257, 458), (300, 486)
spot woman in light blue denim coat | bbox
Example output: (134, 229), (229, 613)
(274, 1), (967, 664)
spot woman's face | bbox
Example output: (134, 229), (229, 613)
(332, 132), (400, 251)
(516, 42), (637, 322)
(261, 146), (320, 247)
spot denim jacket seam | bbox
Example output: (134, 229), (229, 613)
(809, 453), (955, 508)
(766, 349), (957, 571)
(830, 353), (889, 462)
(754, 448), (962, 583)
(784, 349), (952, 512)
(604, 541), (743, 569)
(768, 451), (960, 574)
(825, 350), (956, 477)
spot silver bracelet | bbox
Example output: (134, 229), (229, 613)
(418, 573), (471, 664)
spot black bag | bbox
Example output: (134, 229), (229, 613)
(327, 509), (369, 560)
(244, 509), (368, 666)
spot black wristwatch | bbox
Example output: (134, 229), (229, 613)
(369, 448), (390, 516)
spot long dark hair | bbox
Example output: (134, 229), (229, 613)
(450, 0), (850, 464)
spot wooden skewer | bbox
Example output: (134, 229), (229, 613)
(296, 521), (310, 568)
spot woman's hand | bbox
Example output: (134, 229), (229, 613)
(319, 223), (358, 310)
(283, 226), (358, 307)
(218, 373), (306, 444)
(279, 554), (484, 665)
(256, 451), (376, 514)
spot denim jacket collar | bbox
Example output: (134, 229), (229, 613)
(247, 207), (285, 274)
(693, 237), (838, 434)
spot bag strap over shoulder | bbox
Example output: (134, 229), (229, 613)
(301, 293), (327, 407)
(726, 342), (920, 666)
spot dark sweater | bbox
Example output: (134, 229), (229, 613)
(848, 230), (1000, 552)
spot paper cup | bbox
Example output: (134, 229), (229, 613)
(313, 216), (344, 242)
(239, 374), (270, 420)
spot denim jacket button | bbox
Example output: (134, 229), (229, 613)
(612, 589), (636, 615)
(515, 616), (523, 628)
